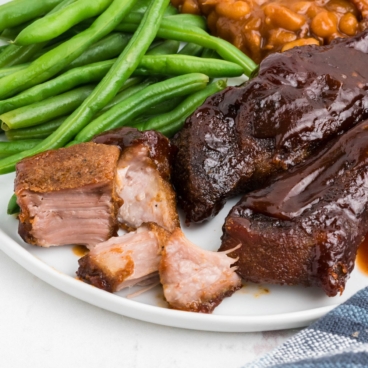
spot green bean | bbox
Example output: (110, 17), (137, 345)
(7, 194), (20, 215)
(65, 33), (130, 70)
(0, 52), (233, 115)
(0, 63), (30, 79)
(0, 45), (9, 54)
(0, 0), (62, 33)
(0, 0), (138, 99)
(135, 55), (243, 78)
(117, 13), (257, 76)
(65, 140), (78, 147)
(0, 140), (42, 158)
(131, 0), (177, 15)
(3, 32), (130, 80)
(0, 0), (77, 67)
(0, 61), (141, 115)
(201, 48), (222, 59)
(1, 85), (95, 131)
(179, 43), (204, 56)
(135, 80), (226, 136)
(0, 61), (109, 114)
(75, 73), (209, 142)
(1, 22), (32, 41)
(96, 78), (156, 117)
(165, 14), (207, 30)
(31, 31), (130, 68)
(142, 96), (183, 115)
(146, 40), (180, 55)
(164, 4), (178, 15)
(5, 117), (66, 141)
(16, 0), (113, 45)
(131, 96), (184, 125)
(0, 43), (45, 68)
(0, 0), (169, 174)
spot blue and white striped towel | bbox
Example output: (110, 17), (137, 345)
(244, 287), (368, 367)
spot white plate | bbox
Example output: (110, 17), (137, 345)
(1, 172), (368, 332)
(1, 0), (367, 332)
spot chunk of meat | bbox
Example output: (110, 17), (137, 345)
(220, 119), (368, 296)
(77, 223), (170, 292)
(93, 127), (179, 232)
(160, 228), (241, 313)
(15, 142), (121, 247)
(173, 30), (368, 224)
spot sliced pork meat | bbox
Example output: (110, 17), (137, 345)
(93, 127), (179, 232)
(220, 119), (368, 297)
(173, 30), (368, 224)
(160, 228), (241, 313)
(15, 142), (121, 247)
(77, 223), (170, 292)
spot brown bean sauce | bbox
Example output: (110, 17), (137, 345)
(72, 245), (89, 257)
(357, 235), (368, 275)
(172, 0), (367, 63)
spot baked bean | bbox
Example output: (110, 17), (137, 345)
(339, 12), (358, 35)
(311, 11), (338, 38)
(172, 0), (367, 62)
(182, 0), (201, 14)
(326, 0), (358, 16)
(264, 4), (306, 31)
(291, 1), (313, 14)
(282, 37), (319, 52)
(268, 28), (297, 47)
(306, 4), (325, 18)
(216, 1), (250, 20)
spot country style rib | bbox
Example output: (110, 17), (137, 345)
(173, 30), (368, 224)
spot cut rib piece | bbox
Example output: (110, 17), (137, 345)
(77, 223), (170, 292)
(160, 228), (241, 313)
(15, 142), (121, 247)
(173, 30), (368, 224)
(220, 119), (368, 296)
(93, 127), (179, 232)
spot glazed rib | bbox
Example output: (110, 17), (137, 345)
(15, 142), (121, 247)
(173, 30), (368, 224)
(220, 119), (368, 296)
(160, 228), (241, 313)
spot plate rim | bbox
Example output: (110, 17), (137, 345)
(0, 227), (340, 332)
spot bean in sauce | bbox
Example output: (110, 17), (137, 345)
(172, 0), (367, 63)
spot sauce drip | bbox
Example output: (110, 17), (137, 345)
(243, 120), (368, 221)
(357, 236), (368, 275)
(72, 245), (89, 257)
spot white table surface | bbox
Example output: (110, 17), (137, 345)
(0, 249), (299, 368)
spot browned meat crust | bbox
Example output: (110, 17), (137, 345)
(173, 30), (368, 224)
(15, 142), (120, 192)
(15, 143), (121, 247)
(220, 120), (368, 296)
(77, 223), (170, 292)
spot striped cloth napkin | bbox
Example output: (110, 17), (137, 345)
(244, 287), (368, 367)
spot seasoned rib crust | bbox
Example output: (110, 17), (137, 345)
(173, 30), (368, 224)
(15, 142), (120, 192)
(220, 120), (368, 296)
(15, 142), (121, 246)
